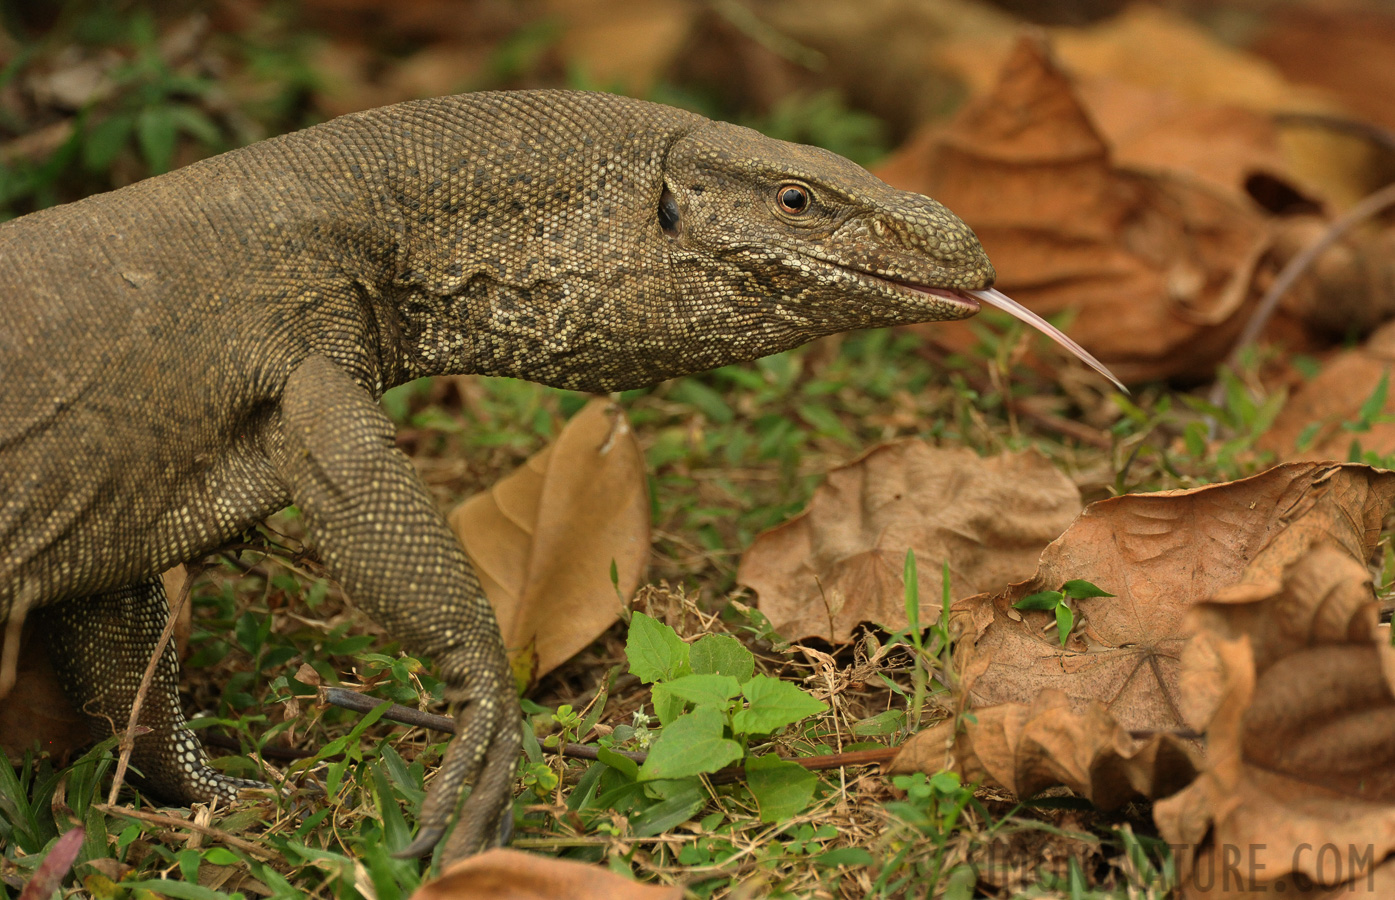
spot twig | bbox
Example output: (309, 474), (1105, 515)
(706, 746), (900, 785)
(1207, 181), (1395, 432)
(0, 587), (36, 699)
(322, 685), (457, 732)
(94, 803), (279, 860)
(108, 563), (209, 805)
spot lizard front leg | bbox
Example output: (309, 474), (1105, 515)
(38, 578), (265, 803)
(272, 354), (521, 859)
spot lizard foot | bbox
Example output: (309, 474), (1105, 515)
(395, 668), (522, 861)
(36, 578), (271, 808)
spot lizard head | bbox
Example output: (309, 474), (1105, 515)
(658, 121), (992, 341)
(651, 120), (1124, 392)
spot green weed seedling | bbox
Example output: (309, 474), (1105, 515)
(1014, 580), (1115, 648)
(872, 551), (956, 738)
(1178, 355), (1286, 481)
(1325, 368), (1395, 467)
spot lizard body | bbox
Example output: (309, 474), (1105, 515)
(0, 90), (991, 857)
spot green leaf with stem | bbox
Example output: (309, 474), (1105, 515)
(640, 707), (741, 779)
(734, 675), (826, 735)
(627, 612), (691, 684)
(1055, 603), (1075, 647)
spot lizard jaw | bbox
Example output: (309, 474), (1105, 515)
(896, 283), (1128, 393)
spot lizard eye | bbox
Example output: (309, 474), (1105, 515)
(776, 184), (810, 215)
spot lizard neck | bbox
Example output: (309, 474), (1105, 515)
(337, 92), (705, 393)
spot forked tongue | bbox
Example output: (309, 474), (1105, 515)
(966, 287), (1128, 393)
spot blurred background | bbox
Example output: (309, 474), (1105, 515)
(4, 0), (1392, 213)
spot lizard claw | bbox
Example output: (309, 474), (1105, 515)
(396, 670), (522, 861)
(395, 825), (447, 859)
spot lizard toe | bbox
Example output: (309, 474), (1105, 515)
(398, 672), (521, 860)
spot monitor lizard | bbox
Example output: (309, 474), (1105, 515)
(0, 89), (1118, 860)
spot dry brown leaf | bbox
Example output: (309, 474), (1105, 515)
(0, 620), (89, 766)
(1069, 76), (1294, 205)
(1050, 5), (1368, 208)
(1052, 6), (1315, 112)
(412, 848), (683, 900)
(932, 6), (1359, 202)
(1154, 545), (1395, 897)
(889, 689), (1199, 810)
(449, 399), (648, 685)
(954, 462), (1395, 736)
(1255, 5), (1395, 135)
(876, 36), (1273, 384)
(737, 442), (1080, 644)
(1262, 319), (1395, 462)
(740, 0), (1017, 130)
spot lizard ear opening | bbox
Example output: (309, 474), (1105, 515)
(658, 186), (681, 236)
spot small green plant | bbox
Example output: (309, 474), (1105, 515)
(868, 551), (957, 737)
(1014, 580), (1115, 647)
(557, 613), (827, 835)
(873, 771), (984, 898)
(1177, 358), (1286, 479)
(1, 7), (318, 222)
(1325, 369), (1395, 467)
(634, 614), (825, 819)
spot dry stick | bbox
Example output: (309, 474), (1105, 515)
(107, 563), (207, 805)
(0, 587), (36, 699)
(1206, 181), (1395, 434)
(323, 686), (457, 732)
(324, 687), (1203, 790)
(94, 803), (279, 861)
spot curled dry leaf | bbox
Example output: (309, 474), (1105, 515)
(448, 399), (649, 685)
(954, 462), (1395, 736)
(736, 442), (1081, 644)
(1254, 5), (1395, 134)
(411, 848), (683, 900)
(1154, 545), (1395, 897)
(888, 689), (1199, 810)
(876, 36), (1276, 384)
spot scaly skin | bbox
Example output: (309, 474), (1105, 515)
(0, 90), (992, 859)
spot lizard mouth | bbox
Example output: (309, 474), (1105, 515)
(891, 282), (1128, 393)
